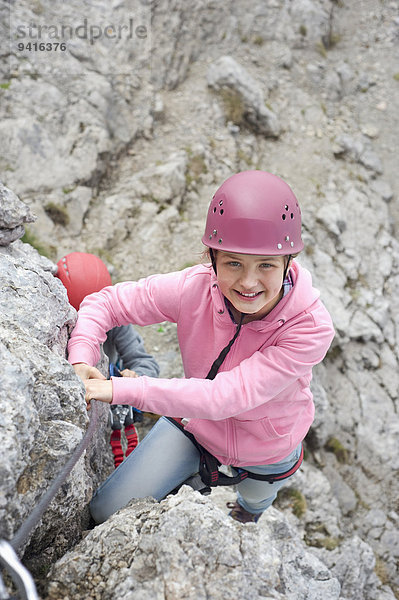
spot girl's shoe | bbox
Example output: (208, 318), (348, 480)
(226, 501), (261, 523)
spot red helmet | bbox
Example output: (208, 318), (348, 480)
(202, 170), (304, 255)
(55, 252), (112, 310)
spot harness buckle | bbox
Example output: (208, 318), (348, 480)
(199, 453), (248, 487)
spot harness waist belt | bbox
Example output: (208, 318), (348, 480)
(241, 443), (304, 483)
(167, 418), (304, 487)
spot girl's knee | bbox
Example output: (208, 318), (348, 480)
(89, 496), (106, 524)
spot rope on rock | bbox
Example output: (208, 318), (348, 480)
(0, 400), (100, 599)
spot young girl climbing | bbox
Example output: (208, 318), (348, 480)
(68, 170), (335, 524)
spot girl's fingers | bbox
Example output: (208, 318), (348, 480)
(84, 379), (113, 404)
(73, 363), (106, 380)
(88, 366), (107, 380)
(120, 368), (138, 378)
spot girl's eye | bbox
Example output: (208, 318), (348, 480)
(228, 261), (241, 267)
(260, 263), (272, 269)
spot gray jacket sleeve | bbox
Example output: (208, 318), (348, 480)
(104, 325), (160, 378)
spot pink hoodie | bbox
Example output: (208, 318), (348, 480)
(68, 262), (334, 466)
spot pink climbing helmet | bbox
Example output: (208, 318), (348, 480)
(202, 170), (304, 255)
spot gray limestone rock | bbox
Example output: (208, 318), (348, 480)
(46, 487), (341, 600)
(207, 56), (280, 137)
(0, 239), (112, 567)
(0, 240), (75, 355)
(0, 182), (36, 245)
(318, 536), (396, 600)
(332, 134), (383, 175)
(1, 1), (153, 196)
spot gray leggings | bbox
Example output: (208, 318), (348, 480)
(90, 416), (301, 524)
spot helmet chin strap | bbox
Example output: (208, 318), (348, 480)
(206, 312), (245, 380)
(282, 255), (292, 283)
(209, 248), (217, 274)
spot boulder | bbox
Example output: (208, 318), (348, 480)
(0, 182), (36, 245)
(207, 56), (280, 137)
(46, 486), (342, 600)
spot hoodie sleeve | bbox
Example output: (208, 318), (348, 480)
(110, 325), (160, 377)
(110, 303), (335, 420)
(67, 270), (185, 367)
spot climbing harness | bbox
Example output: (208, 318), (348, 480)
(170, 417), (303, 489)
(109, 406), (139, 468)
(197, 441), (303, 487)
(109, 364), (142, 468)
(206, 310), (245, 379)
(109, 364), (143, 423)
(0, 400), (100, 599)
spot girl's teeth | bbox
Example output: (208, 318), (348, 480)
(240, 292), (257, 297)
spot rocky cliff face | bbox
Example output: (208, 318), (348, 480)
(1, 0), (398, 598)
(0, 186), (113, 579)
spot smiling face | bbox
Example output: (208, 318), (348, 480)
(215, 250), (289, 321)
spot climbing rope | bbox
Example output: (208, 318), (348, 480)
(0, 400), (100, 599)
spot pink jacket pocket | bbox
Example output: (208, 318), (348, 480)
(233, 417), (293, 463)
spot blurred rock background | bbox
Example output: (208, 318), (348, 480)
(0, 0), (398, 598)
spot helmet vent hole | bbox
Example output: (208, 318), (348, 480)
(290, 213), (294, 219)
(220, 209), (224, 215)
(285, 204), (289, 210)
(213, 207), (217, 213)
(282, 214), (286, 220)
